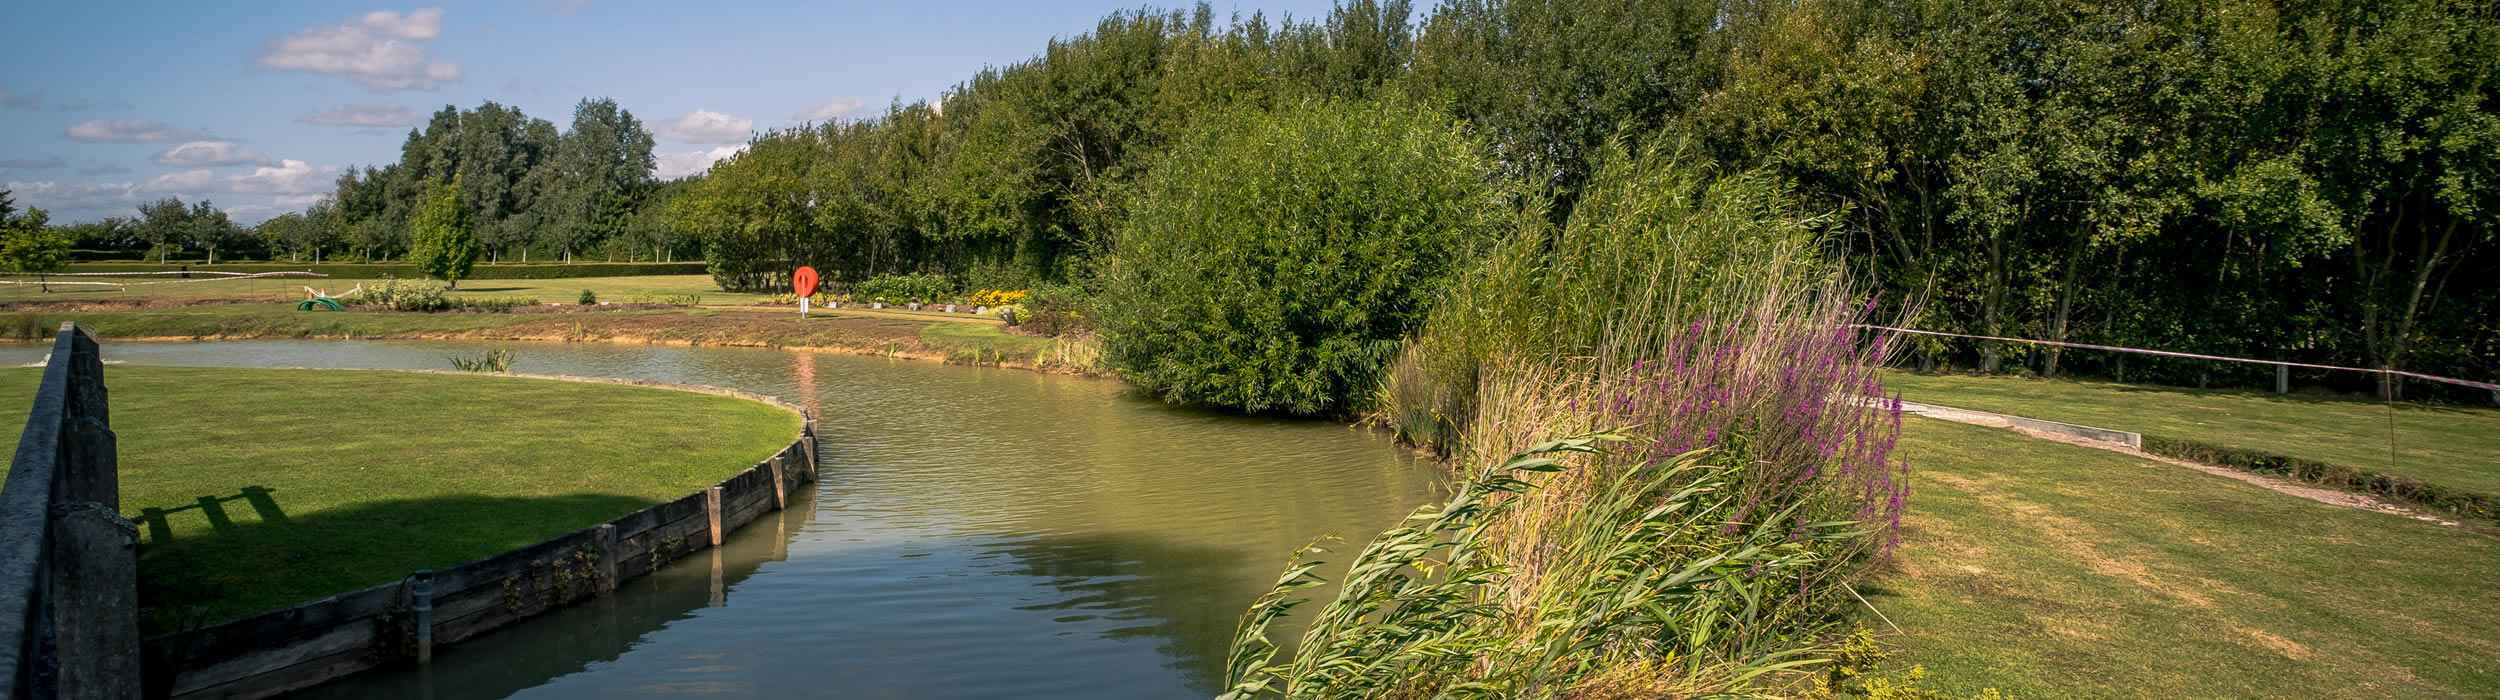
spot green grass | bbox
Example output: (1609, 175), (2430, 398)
(0, 365), (800, 630)
(448, 275), (775, 306)
(0, 273), (766, 306)
(1885, 372), (2500, 504)
(1870, 417), (2500, 697)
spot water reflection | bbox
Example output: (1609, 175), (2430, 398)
(0, 340), (1447, 698)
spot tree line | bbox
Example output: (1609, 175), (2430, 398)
(669, 0), (2494, 399)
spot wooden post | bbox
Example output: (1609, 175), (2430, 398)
(703, 486), (723, 548)
(2276, 365), (2290, 394)
(592, 524), (619, 594)
(49, 503), (140, 700)
(767, 453), (786, 511)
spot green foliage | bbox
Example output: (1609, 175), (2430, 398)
(1016, 283), (1090, 336)
(0, 203), (71, 282)
(359, 277), (451, 311)
(1098, 98), (1514, 415)
(848, 272), (955, 303)
(1222, 433), (1859, 698)
(410, 177), (482, 285)
(1801, 630), (2002, 700)
(447, 348), (513, 373)
(577, 289), (597, 305)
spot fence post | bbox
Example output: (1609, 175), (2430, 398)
(704, 486), (724, 548)
(2275, 365), (2290, 394)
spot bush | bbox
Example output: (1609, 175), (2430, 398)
(1096, 98), (1515, 415)
(577, 289), (597, 305)
(1018, 283), (1089, 336)
(358, 277), (450, 311)
(849, 272), (955, 303)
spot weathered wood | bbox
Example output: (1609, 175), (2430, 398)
(50, 503), (139, 700)
(593, 524), (619, 595)
(768, 452), (786, 511)
(704, 486), (724, 548)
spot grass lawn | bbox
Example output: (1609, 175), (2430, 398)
(0, 273), (770, 307)
(1870, 417), (2500, 697)
(0, 365), (800, 631)
(1884, 372), (2500, 502)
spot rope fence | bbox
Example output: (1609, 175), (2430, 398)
(1854, 324), (2500, 394)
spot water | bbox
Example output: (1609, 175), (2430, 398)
(0, 340), (1445, 698)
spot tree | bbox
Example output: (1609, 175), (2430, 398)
(545, 98), (656, 262)
(136, 197), (190, 263)
(1097, 98), (1516, 415)
(411, 177), (481, 287)
(186, 199), (237, 264)
(0, 200), (70, 292)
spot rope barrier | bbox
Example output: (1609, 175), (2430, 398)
(1853, 324), (2500, 393)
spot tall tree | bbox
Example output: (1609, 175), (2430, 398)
(411, 177), (481, 287)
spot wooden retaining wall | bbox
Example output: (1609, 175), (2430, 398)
(1, 323), (141, 700)
(141, 374), (821, 700)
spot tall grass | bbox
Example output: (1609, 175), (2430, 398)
(1222, 434), (1863, 698)
(1248, 139), (1912, 693)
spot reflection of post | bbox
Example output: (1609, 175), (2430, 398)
(791, 348), (820, 420)
(708, 547), (726, 608)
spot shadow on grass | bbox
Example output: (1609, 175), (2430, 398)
(136, 491), (657, 636)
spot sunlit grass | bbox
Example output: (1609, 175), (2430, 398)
(0, 365), (799, 629)
(1870, 417), (2500, 697)
(1884, 372), (2500, 502)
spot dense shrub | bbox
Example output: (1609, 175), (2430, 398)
(1017, 283), (1089, 336)
(849, 272), (955, 303)
(358, 277), (450, 311)
(1097, 98), (1516, 415)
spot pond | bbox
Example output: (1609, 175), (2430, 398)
(0, 340), (1445, 698)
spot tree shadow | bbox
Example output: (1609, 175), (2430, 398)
(134, 491), (660, 638)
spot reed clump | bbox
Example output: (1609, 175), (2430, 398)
(1230, 140), (1916, 695)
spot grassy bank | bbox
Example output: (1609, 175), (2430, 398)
(1886, 372), (2500, 519)
(0, 299), (1085, 373)
(1872, 416), (2500, 697)
(0, 366), (799, 630)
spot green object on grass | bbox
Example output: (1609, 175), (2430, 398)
(295, 297), (344, 312)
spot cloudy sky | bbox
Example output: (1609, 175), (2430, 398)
(1, 1), (1339, 225)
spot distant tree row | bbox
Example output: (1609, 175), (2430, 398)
(321, 98), (675, 264)
(671, 0), (2494, 398)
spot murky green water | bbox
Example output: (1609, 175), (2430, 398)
(0, 340), (1444, 698)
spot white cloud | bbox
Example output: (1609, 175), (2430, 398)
(0, 157), (66, 170)
(65, 119), (212, 143)
(228, 160), (338, 195)
(140, 160), (336, 197)
(153, 141), (271, 167)
(257, 8), (462, 91)
(221, 203), (283, 224)
(0, 89), (38, 109)
(144, 170), (218, 193)
(653, 145), (745, 180)
(273, 193), (329, 208)
(655, 110), (755, 144)
(5, 180), (140, 213)
(300, 100), (422, 127)
(793, 96), (866, 122)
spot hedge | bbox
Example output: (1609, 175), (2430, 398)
(58, 262), (708, 280)
(2141, 435), (2500, 524)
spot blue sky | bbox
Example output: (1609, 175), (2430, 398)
(0, 1), (1344, 225)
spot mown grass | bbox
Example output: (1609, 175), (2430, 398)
(0, 366), (799, 630)
(1870, 417), (2500, 697)
(0, 273), (771, 307)
(1884, 372), (2500, 503)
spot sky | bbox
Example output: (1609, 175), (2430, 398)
(0, 0), (1345, 225)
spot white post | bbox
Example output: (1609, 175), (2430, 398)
(799, 296), (809, 317)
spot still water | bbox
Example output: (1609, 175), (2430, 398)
(0, 340), (1445, 698)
